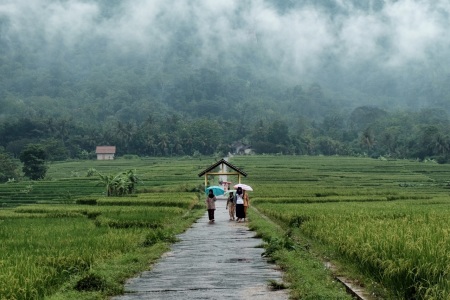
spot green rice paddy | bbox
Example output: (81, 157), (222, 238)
(2, 155), (450, 299)
(233, 155), (450, 299)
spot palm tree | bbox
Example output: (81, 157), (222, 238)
(361, 127), (375, 155)
(157, 134), (169, 156)
(434, 134), (449, 156)
(116, 121), (136, 152)
(380, 127), (399, 155)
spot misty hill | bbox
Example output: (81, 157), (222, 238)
(1, 0), (450, 162)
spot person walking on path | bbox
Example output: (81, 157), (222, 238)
(206, 189), (217, 223)
(243, 190), (250, 222)
(235, 187), (245, 222)
(226, 191), (235, 221)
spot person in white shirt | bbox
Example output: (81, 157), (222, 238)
(235, 187), (245, 222)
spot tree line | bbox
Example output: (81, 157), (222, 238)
(1, 104), (450, 182)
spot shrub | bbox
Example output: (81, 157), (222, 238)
(75, 273), (106, 291)
(75, 198), (98, 205)
(86, 168), (97, 177)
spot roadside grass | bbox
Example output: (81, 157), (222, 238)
(249, 208), (352, 299)
(48, 243), (170, 300)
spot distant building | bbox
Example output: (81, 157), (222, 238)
(96, 146), (116, 160)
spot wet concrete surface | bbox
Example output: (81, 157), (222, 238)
(112, 198), (288, 300)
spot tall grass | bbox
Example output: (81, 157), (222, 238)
(238, 155), (450, 299)
(0, 191), (202, 299)
(4, 155), (450, 299)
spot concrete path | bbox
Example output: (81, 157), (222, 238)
(112, 198), (288, 300)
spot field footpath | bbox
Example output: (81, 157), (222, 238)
(112, 197), (288, 300)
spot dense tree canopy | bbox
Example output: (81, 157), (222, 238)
(1, 107), (449, 164)
(19, 144), (48, 180)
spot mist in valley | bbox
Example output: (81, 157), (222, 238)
(1, 0), (450, 160)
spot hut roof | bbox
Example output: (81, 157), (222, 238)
(198, 158), (247, 177)
(96, 146), (116, 154)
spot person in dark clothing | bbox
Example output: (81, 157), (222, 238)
(226, 191), (235, 221)
(205, 189), (217, 223)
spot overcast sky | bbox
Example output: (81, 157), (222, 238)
(1, 0), (450, 85)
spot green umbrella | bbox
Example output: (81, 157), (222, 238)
(205, 186), (225, 196)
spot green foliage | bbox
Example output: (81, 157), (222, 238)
(0, 157), (202, 206)
(86, 168), (96, 177)
(249, 204), (352, 299)
(96, 169), (138, 197)
(75, 197), (98, 205)
(243, 155), (450, 299)
(2, 104), (450, 160)
(262, 235), (296, 258)
(19, 144), (48, 180)
(141, 229), (178, 247)
(3, 106), (450, 160)
(0, 187), (202, 299)
(122, 154), (139, 159)
(0, 151), (19, 182)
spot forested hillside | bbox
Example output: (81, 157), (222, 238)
(1, 0), (450, 164)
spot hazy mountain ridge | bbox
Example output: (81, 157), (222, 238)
(1, 1), (450, 161)
(1, 0), (449, 123)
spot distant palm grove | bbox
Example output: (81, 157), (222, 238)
(1, 105), (449, 163)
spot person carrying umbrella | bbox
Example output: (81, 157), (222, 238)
(206, 189), (217, 223)
(235, 187), (245, 222)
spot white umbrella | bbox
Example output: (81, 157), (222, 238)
(233, 183), (253, 191)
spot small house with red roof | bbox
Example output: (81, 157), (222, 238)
(96, 146), (116, 160)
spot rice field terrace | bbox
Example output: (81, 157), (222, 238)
(2, 155), (450, 299)
(0, 157), (207, 300)
(0, 157), (207, 207)
(231, 155), (450, 299)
